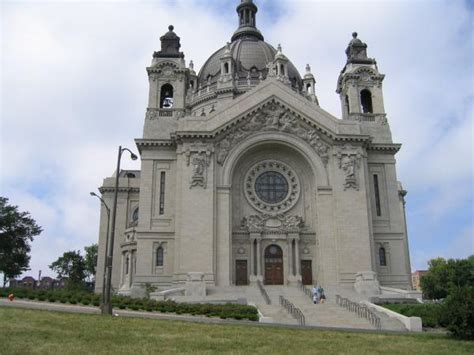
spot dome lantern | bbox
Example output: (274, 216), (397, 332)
(231, 0), (264, 41)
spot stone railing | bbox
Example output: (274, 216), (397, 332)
(349, 113), (387, 124)
(297, 281), (313, 301)
(279, 295), (305, 326)
(257, 280), (271, 305)
(336, 295), (381, 330)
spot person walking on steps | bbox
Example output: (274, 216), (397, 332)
(312, 284), (319, 304)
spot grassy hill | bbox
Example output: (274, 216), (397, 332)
(1, 307), (473, 354)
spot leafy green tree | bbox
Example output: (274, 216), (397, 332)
(84, 244), (98, 281)
(0, 197), (42, 286)
(421, 256), (474, 299)
(49, 250), (86, 289)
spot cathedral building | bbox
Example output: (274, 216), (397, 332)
(95, 0), (413, 297)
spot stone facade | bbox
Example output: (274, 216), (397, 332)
(94, 0), (413, 297)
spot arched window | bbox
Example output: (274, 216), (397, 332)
(379, 247), (387, 266)
(125, 255), (130, 274)
(160, 84), (174, 109)
(306, 83), (312, 94)
(156, 246), (164, 267)
(224, 62), (229, 74)
(360, 89), (373, 113)
(345, 95), (350, 114)
(280, 64), (285, 76)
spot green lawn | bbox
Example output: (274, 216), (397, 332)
(0, 308), (472, 354)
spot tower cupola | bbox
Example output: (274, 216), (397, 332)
(154, 25), (184, 59)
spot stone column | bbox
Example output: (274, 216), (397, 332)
(249, 233), (261, 282)
(295, 238), (301, 280)
(256, 237), (262, 280)
(250, 238), (255, 276)
(287, 238), (293, 277)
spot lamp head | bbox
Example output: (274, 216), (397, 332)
(131, 153), (138, 161)
(90, 192), (97, 197)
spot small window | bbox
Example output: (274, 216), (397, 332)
(345, 95), (350, 114)
(156, 247), (164, 267)
(160, 84), (174, 109)
(379, 247), (387, 266)
(280, 64), (285, 76)
(125, 255), (130, 274)
(306, 83), (312, 94)
(373, 175), (382, 217)
(224, 62), (229, 74)
(159, 172), (165, 215)
(360, 89), (373, 113)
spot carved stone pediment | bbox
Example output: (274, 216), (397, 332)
(215, 101), (330, 166)
(241, 213), (304, 233)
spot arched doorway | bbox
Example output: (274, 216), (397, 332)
(264, 245), (284, 285)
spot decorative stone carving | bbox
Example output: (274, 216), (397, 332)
(334, 144), (362, 190)
(242, 213), (304, 233)
(215, 102), (330, 166)
(185, 142), (213, 189)
(146, 109), (159, 121)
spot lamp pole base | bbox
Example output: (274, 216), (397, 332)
(100, 302), (113, 315)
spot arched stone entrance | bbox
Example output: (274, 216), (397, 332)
(264, 245), (284, 285)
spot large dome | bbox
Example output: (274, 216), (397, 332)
(197, 0), (302, 90)
(198, 37), (302, 89)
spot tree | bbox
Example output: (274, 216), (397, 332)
(49, 250), (86, 289)
(421, 256), (474, 299)
(84, 243), (98, 281)
(0, 197), (43, 286)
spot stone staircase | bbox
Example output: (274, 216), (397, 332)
(262, 285), (376, 329)
(175, 284), (407, 331)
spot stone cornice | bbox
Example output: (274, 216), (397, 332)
(135, 139), (176, 153)
(367, 143), (401, 153)
(99, 187), (140, 194)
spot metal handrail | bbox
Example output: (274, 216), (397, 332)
(257, 280), (271, 305)
(335, 295), (381, 329)
(279, 295), (305, 326)
(297, 281), (313, 301)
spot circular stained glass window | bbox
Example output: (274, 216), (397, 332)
(255, 171), (289, 204)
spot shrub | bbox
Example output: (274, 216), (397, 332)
(383, 304), (443, 328)
(441, 286), (474, 340)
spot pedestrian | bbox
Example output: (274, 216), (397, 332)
(311, 284), (319, 304)
(318, 286), (325, 304)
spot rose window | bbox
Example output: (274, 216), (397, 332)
(244, 160), (300, 213)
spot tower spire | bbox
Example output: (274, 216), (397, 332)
(231, 0), (264, 41)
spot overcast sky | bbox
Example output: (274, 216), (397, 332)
(1, 0), (473, 279)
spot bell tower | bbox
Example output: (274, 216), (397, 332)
(337, 33), (386, 122)
(144, 25), (192, 139)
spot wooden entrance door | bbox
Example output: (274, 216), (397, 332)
(301, 260), (313, 285)
(235, 260), (248, 286)
(264, 245), (284, 285)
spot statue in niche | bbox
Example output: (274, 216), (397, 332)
(341, 155), (356, 178)
(216, 137), (231, 165)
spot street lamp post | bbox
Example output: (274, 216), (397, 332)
(103, 146), (138, 315)
(90, 192), (110, 313)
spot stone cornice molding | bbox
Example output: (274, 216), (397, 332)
(367, 143), (401, 153)
(99, 187), (140, 194)
(135, 139), (176, 153)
